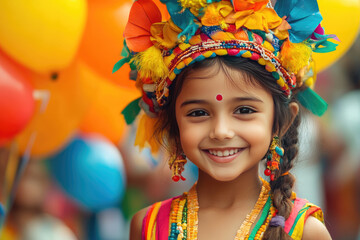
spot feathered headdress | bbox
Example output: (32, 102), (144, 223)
(114, 0), (338, 151)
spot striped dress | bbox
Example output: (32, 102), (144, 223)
(141, 197), (324, 240)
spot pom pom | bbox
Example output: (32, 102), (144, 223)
(280, 39), (312, 74)
(132, 46), (169, 81)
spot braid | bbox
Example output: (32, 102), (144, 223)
(263, 110), (301, 240)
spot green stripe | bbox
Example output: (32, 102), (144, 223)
(249, 195), (272, 239)
(288, 205), (311, 236)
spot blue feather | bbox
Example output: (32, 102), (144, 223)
(275, 0), (323, 43)
(160, 0), (199, 41)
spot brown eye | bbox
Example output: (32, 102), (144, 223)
(187, 110), (209, 117)
(235, 107), (255, 114)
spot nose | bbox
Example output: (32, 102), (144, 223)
(209, 115), (235, 140)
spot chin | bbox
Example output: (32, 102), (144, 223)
(208, 170), (242, 182)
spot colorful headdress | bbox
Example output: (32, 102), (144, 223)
(114, 0), (338, 149)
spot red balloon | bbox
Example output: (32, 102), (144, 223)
(0, 50), (35, 142)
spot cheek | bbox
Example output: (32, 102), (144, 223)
(179, 122), (201, 151)
(240, 119), (273, 151)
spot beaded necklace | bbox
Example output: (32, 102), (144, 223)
(169, 178), (273, 240)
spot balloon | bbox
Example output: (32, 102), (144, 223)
(15, 61), (96, 157)
(78, 0), (168, 89)
(48, 134), (126, 211)
(0, 50), (34, 143)
(313, 0), (360, 72)
(79, 63), (140, 143)
(77, 0), (134, 89)
(0, 0), (87, 73)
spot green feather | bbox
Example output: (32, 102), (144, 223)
(296, 87), (328, 116)
(112, 40), (133, 73)
(112, 58), (130, 73)
(121, 97), (141, 125)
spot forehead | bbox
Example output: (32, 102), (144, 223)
(179, 64), (270, 99)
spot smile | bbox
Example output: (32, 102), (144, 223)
(204, 148), (244, 164)
(208, 149), (240, 157)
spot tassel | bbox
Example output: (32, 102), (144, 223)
(296, 87), (328, 116)
(170, 154), (187, 182)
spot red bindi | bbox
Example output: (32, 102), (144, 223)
(216, 94), (223, 101)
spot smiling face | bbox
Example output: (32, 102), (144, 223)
(175, 63), (275, 181)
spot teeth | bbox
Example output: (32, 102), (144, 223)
(208, 149), (240, 157)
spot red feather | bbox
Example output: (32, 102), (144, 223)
(124, 0), (162, 52)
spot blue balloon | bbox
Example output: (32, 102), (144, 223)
(48, 134), (126, 211)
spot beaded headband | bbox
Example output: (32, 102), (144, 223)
(113, 0), (337, 149)
(156, 39), (296, 105)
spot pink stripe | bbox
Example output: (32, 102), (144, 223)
(141, 196), (182, 240)
(284, 198), (308, 233)
(157, 197), (178, 240)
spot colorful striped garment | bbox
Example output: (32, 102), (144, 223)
(141, 196), (324, 240)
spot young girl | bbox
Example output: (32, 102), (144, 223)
(114, 0), (337, 239)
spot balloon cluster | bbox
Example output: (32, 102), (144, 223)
(0, 0), (157, 213)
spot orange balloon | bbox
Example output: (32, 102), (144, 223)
(78, 0), (135, 89)
(313, 0), (360, 72)
(78, 0), (169, 89)
(79, 63), (140, 143)
(16, 61), (97, 157)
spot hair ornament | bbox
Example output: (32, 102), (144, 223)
(269, 215), (285, 228)
(113, 0), (338, 152)
(170, 154), (187, 182)
(264, 136), (283, 181)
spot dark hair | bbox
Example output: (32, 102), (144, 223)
(154, 56), (301, 239)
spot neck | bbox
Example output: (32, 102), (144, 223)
(195, 166), (263, 209)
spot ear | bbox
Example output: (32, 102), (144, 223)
(278, 102), (299, 138)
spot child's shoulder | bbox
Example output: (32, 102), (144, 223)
(302, 216), (332, 240)
(287, 197), (331, 240)
(130, 207), (149, 240)
(129, 196), (178, 240)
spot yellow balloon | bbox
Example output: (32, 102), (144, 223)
(0, 0), (87, 73)
(313, 0), (360, 72)
(16, 61), (97, 157)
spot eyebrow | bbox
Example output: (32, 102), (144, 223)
(180, 96), (263, 108)
(180, 99), (208, 108)
(233, 97), (264, 103)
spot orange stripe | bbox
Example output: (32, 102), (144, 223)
(146, 202), (162, 240)
(144, 205), (156, 240)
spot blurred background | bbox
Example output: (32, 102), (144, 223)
(0, 0), (359, 239)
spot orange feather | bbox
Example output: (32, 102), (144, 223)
(124, 0), (162, 52)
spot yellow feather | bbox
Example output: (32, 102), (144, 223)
(135, 113), (161, 154)
(132, 46), (168, 82)
(280, 40), (312, 74)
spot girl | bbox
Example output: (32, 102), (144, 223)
(114, 0), (337, 239)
